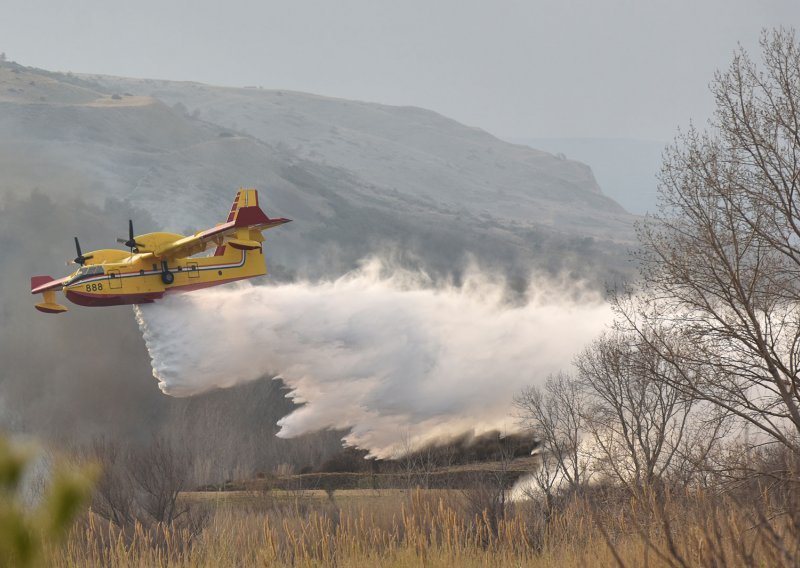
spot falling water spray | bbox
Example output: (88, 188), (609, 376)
(135, 260), (611, 457)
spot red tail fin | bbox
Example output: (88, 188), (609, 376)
(215, 189), (291, 255)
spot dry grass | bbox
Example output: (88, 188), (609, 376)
(44, 487), (799, 567)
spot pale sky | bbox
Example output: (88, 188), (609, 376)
(2, 0), (798, 140)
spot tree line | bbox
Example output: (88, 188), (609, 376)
(514, 28), (800, 564)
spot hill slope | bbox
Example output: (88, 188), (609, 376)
(0, 60), (637, 284)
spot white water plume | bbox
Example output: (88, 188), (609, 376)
(135, 260), (611, 457)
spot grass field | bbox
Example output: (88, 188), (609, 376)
(42, 485), (800, 567)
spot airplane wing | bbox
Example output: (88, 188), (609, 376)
(154, 189), (290, 260)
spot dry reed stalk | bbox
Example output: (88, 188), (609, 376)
(42, 485), (800, 567)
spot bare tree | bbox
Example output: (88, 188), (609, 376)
(86, 436), (199, 529)
(459, 433), (518, 535)
(128, 438), (191, 525)
(395, 432), (459, 490)
(575, 332), (723, 490)
(516, 332), (729, 495)
(618, 28), (800, 460)
(513, 372), (591, 498)
(85, 438), (136, 527)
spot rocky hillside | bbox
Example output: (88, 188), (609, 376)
(0, 59), (637, 284)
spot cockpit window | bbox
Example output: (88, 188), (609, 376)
(65, 265), (104, 286)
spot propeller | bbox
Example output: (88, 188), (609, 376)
(69, 236), (93, 266)
(116, 219), (143, 255)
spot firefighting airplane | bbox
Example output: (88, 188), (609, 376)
(30, 189), (290, 313)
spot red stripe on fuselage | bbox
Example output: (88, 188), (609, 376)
(64, 276), (253, 307)
(65, 290), (163, 307)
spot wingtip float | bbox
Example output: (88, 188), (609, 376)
(30, 189), (291, 314)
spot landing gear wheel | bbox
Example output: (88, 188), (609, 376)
(161, 271), (174, 285)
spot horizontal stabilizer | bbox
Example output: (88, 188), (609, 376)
(233, 206), (291, 230)
(229, 189), (291, 230)
(159, 189), (291, 259)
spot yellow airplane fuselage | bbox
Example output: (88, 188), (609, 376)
(63, 241), (266, 307)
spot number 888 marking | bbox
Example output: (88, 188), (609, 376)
(85, 283), (103, 292)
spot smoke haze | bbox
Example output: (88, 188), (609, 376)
(136, 260), (611, 457)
